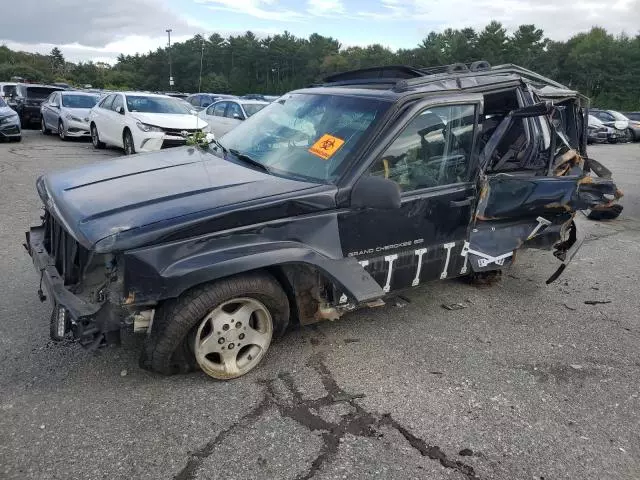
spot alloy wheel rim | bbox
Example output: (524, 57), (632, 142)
(194, 297), (273, 379)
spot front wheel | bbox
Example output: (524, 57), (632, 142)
(90, 124), (105, 149)
(123, 129), (135, 155)
(41, 118), (50, 135)
(58, 120), (67, 141)
(140, 272), (290, 379)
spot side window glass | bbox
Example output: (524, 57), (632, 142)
(213, 102), (227, 117)
(206, 104), (216, 116)
(188, 96), (199, 107)
(111, 95), (124, 112)
(369, 104), (476, 192)
(101, 94), (115, 110)
(201, 96), (213, 108)
(226, 102), (243, 119)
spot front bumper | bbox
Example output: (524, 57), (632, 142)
(26, 226), (123, 346)
(65, 119), (91, 137)
(19, 105), (43, 123)
(135, 132), (190, 152)
(0, 120), (21, 138)
(26, 226), (101, 321)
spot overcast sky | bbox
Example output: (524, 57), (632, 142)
(2, 0), (640, 63)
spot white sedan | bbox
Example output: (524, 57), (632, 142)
(88, 92), (209, 154)
(197, 99), (268, 137)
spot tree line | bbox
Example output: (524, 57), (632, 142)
(1, 22), (639, 110)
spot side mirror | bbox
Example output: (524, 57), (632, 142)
(511, 101), (553, 118)
(351, 176), (401, 210)
(233, 113), (242, 120)
(116, 106), (125, 115)
(51, 103), (59, 108)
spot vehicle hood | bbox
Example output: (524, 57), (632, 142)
(128, 112), (208, 129)
(62, 107), (92, 120)
(37, 148), (330, 251)
(0, 106), (18, 119)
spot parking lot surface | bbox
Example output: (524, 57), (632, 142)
(1, 131), (639, 480)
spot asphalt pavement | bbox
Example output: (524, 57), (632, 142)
(1, 130), (639, 480)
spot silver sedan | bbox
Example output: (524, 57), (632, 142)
(41, 91), (100, 140)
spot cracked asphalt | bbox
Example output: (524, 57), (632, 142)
(1, 131), (639, 480)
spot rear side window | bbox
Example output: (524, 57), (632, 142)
(213, 102), (227, 117)
(225, 102), (243, 119)
(26, 87), (58, 99)
(2, 85), (17, 97)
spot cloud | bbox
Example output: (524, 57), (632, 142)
(307, 0), (345, 15)
(358, 0), (640, 40)
(0, 0), (197, 47)
(197, 0), (305, 21)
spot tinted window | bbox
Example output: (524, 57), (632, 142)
(213, 102), (227, 117)
(205, 104), (216, 116)
(26, 87), (60, 99)
(100, 94), (115, 110)
(2, 85), (17, 97)
(201, 95), (215, 108)
(111, 95), (124, 112)
(62, 94), (99, 108)
(226, 102), (243, 119)
(369, 104), (476, 191)
(625, 112), (640, 121)
(188, 95), (200, 107)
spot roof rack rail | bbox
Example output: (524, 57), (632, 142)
(318, 61), (568, 92)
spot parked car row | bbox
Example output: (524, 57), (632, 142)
(587, 108), (640, 144)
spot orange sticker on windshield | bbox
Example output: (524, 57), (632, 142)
(308, 134), (345, 160)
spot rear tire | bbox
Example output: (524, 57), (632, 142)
(140, 272), (289, 379)
(90, 123), (105, 149)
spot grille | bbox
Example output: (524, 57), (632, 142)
(161, 138), (187, 149)
(163, 127), (200, 136)
(43, 211), (90, 286)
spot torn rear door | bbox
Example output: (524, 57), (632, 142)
(466, 104), (620, 283)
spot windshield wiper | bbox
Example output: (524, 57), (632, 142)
(210, 137), (228, 154)
(228, 149), (271, 174)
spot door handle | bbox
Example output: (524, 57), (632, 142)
(449, 196), (474, 208)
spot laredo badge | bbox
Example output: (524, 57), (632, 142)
(308, 134), (345, 160)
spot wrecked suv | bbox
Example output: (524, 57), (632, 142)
(25, 62), (622, 380)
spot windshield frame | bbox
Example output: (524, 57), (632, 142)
(215, 91), (393, 185)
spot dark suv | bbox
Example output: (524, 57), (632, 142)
(13, 84), (64, 126)
(25, 62), (621, 380)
